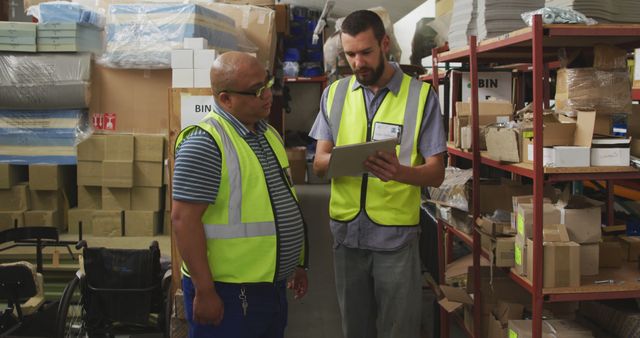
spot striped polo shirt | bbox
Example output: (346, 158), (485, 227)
(173, 105), (305, 282)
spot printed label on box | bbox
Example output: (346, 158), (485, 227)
(93, 113), (117, 130)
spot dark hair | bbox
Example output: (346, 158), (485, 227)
(341, 10), (386, 43)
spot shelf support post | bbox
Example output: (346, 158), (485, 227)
(531, 14), (545, 338)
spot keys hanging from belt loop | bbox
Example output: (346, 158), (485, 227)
(239, 286), (248, 316)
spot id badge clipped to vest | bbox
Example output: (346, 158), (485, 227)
(372, 122), (402, 143)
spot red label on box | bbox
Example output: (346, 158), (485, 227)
(104, 113), (117, 131)
(92, 113), (104, 130)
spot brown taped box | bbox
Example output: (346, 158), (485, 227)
(102, 161), (134, 188)
(132, 187), (162, 211)
(274, 4), (289, 34)
(516, 203), (561, 239)
(555, 67), (631, 116)
(286, 147), (306, 185)
(77, 134), (105, 161)
(599, 240), (623, 268)
(102, 187), (131, 210)
(0, 210), (25, 230)
(620, 236), (640, 262)
(580, 243), (599, 276)
(124, 211), (160, 236)
(77, 161), (102, 187)
(134, 161), (164, 187)
(78, 186), (101, 209)
(526, 238), (580, 288)
(134, 134), (165, 162)
(0, 184), (29, 211)
(455, 100), (513, 116)
(92, 210), (123, 237)
(25, 210), (62, 228)
(28, 164), (76, 191)
(67, 208), (93, 234)
(90, 66), (170, 134)
(0, 164), (28, 189)
(105, 134), (134, 161)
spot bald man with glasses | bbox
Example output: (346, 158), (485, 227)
(172, 52), (309, 338)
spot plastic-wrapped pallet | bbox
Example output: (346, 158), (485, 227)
(0, 53), (91, 109)
(545, 0), (640, 23)
(0, 109), (89, 164)
(28, 1), (106, 28)
(98, 3), (255, 69)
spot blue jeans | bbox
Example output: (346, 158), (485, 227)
(182, 277), (288, 338)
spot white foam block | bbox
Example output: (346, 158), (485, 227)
(194, 69), (211, 88)
(171, 49), (193, 69)
(194, 49), (217, 69)
(183, 37), (208, 50)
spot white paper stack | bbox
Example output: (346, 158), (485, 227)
(0, 22), (37, 52)
(546, 0), (640, 23)
(447, 0), (477, 49)
(37, 23), (103, 53)
(477, 0), (544, 41)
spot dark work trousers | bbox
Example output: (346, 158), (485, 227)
(182, 276), (288, 338)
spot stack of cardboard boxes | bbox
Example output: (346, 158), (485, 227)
(26, 164), (75, 229)
(70, 133), (165, 237)
(0, 164), (29, 229)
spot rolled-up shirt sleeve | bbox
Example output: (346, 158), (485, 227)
(308, 87), (333, 142)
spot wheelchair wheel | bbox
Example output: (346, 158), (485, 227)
(56, 274), (86, 338)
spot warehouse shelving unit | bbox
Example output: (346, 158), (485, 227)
(431, 16), (640, 338)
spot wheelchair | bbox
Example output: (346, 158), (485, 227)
(55, 240), (172, 338)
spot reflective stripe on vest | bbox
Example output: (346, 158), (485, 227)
(326, 73), (429, 226)
(200, 118), (277, 239)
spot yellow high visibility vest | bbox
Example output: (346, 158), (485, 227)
(175, 112), (306, 283)
(325, 74), (430, 226)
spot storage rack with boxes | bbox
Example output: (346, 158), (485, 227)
(431, 16), (640, 338)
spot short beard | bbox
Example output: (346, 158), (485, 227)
(355, 51), (385, 86)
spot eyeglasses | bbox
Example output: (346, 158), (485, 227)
(222, 76), (275, 99)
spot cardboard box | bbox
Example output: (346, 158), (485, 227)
(453, 115), (510, 149)
(521, 110), (596, 164)
(78, 186), (101, 209)
(477, 217), (514, 236)
(0, 184), (29, 211)
(437, 285), (473, 313)
(0, 211), (24, 230)
(134, 134), (165, 162)
(134, 161), (164, 187)
(274, 4), (289, 34)
(77, 161), (102, 187)
(286, 147), (306, 185)
(200, 3), (276, 71)
(105, 134), (134, 161)
(461, 72), (512, 102)
(591, 147), (630, 166)
(25, 210), (62, 228)
(0, 164), (28, 189)
(131, 187), (162, 211)
(620, 236), (640, 261)
(551, 146), (591, 167)
(488, 313), (507, 338)
(526, 238), (580, 288)
(508, 319), (593, 338)
(92, 210), (123, 237)
(28, 164), (75, 191)
(516, 203), (562, 239)
(556, 67), (632, 116)
(455, 100), (513, 117)
(493, 236), (515, 267)
(29, 189), (65, 211)
(560, 196), (602, 244)
(90, 65), (171, 134)
(124, 210), (160, 236)
(631, 139), (640, 157)
(580, 243), (599, 276)
(102, 187), (131, 210)
(485, 126), (521, 162)
(599, 241), (622, 268)
(493, 301), (525, 327)
(102, 161), (134, 188)
(77, 135), (105, 161)
(67, 208), (93, 234)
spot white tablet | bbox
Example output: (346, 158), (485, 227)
(326, 138), (398, 178)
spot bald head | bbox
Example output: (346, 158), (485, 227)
(210, 52), (264, 94)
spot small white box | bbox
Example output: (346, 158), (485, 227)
(591, 147), (630, 166)
(553, 146), (590, 167)
(194, 49), (217, 69)
(171, 49), (193, 69)
(194, 69), (211, 88)
(529, 145), (555, 166)
(183, 37), (208, 50)
(172, 69), (194, 88)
